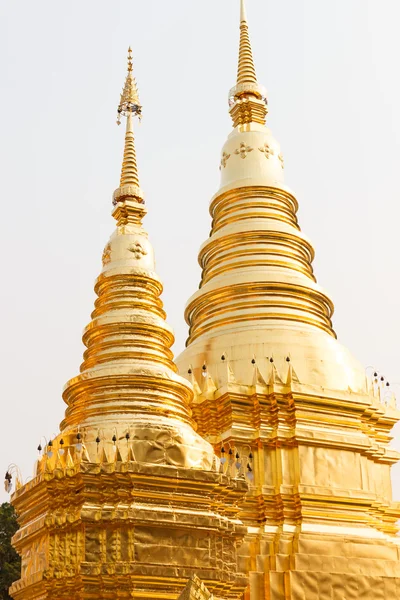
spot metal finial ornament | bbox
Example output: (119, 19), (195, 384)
(237, 0), (257, 85)
(228, 0), (268, 127)
(127, 46), (133, 71)
(117, 47), (142, 125)
(113, 46), (144, 201)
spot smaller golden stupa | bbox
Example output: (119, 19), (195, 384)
(10, 48), (248, 600)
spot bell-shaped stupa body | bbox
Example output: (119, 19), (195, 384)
(176, 2), (400, 599)
(10, 50), (248, 600)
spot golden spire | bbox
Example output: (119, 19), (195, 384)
(120, 113), (139, 187)
(117, 47), (142, 124)
(113, 47), (144, 219)
(237, 0), (257, 85)
(229, 0), (268, 128)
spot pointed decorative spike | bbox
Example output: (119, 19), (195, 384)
(127, 46), (133, 72)
(188, 367), (202, 398)
(227, 360), (237, 385)
(252, 366), (267, 388)
(44, 456), (53, 474)
(118, 47), (141, 118)
(100, 447), (109, 465)
(229, 0), (268, 127)
(202, 373), (217, 396)
(55, 452), (64, 471)
(66, 449), (75, 469)
(286, 362), (300, 386)
(119, 113), (140, 188)
(237, 0), (257, 85)
(113, 48), (145, 211)
(115, 448), (124, 463)
(268, 362), (284, 386)
(81, 445), (91, 463)
(240, 0), (247, 22)
(128, 445), (136, 462)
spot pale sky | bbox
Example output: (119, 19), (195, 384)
(0, 0), (399, 505)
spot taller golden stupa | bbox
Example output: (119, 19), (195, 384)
(7, 1), (400, 600)
(176, 1), (400, 599)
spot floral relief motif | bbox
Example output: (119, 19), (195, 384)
(102, 243), (112, 266)
(21, 536), (48, 579)
(219, 152), (231, 170)
(129, 242), (148, 260)
(278, 153), (285, 169)
(258, 143), (274, 159)
(235, 142), (254, 159)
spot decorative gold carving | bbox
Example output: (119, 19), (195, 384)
(102, 243), (111, 266)
(258, 143), (274, 159)
(179, 575), (214, 600)
(219, 152), (231, 170)
(235, 142), (253, 159)
(11, 459), (248, 599)
(21, 536), (48, 580)
(128, 241), (147, 259)
(278, 153), (284, 168)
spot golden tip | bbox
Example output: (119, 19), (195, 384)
(240, 0), (248, 23)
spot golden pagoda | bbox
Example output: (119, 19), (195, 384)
(9, 49), (248, 600)
(176, 1), (400, 598)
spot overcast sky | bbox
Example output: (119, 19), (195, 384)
(0, 0), (399, 505)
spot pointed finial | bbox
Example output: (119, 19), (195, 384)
(229, 0), (268, 128)
(117, 47), (142, 125)
(237, 0), (257, 85)
(127, 46), (133, 71)
(240, 0), (247, 22)
(112, 48), (145, 222)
